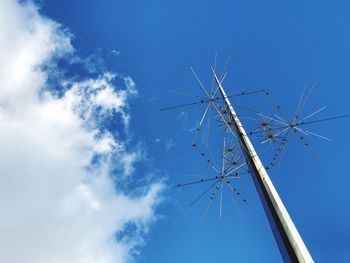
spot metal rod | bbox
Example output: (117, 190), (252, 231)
(211, 67), (314, 263)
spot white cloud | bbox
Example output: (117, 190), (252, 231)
(0, 1), (163, 263)
(111, 49), (121, 56)
(165, 139), (175, 151)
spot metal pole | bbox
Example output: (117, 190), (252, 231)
(212, 69), (314, 263)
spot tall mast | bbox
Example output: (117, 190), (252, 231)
(212, 68), (314, 263)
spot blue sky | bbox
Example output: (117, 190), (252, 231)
(42, 0), (350, 262)
(1, 0), (349, 262)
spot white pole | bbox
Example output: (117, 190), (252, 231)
(212, 68), (314, 263)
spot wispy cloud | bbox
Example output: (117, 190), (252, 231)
(0, 1), (163, 262)
(165, 139), (175, 151)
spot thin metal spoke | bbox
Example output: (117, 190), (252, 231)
(212, 62), (265, 102)
(225, 163), (246, 177)
(256, 113), (290, 127)
(256, 134), (270, 138)
(206, 106), (212, 150)
(192, 145), (220, 173)
(269, 138), (277, 152)
(199, 103), (210, 127)
(257, 113), (289, 127)
(235, 105), (261, 114)
(217, 90), (267, 103)
(192, 103), (211, 144)
(250, 125), (290, 135)
(298, 115), (350, 126)
(226, 173), (244, 179)
(273, 127), (291, 137)
(256, 112), (273, 121)
(274, 114), (290, 125)
(225, 180), (247, 204)
(231, 88), (245, 95)
(295, 130), (322, 160)
(260, 129), (287, 144)
(239, 116), (259, 121)
(294, 126), (310, 136)
(190, 67), (211, 98)
(295, 83), (307, 120)
(211, 100), (237, 138)
(220, 71), (228, 83)
(305, 130), (332, 142)
(190, 180), (220, 207)
(161, 90), (266, 112)
(212, 72), (228, 97)
(223, 181), (244, 220)
(206, 145), (220, 172)
(176, 60), (214, 100)
(175, 176), (220, 188)
(261, 137), (272, 145)
(201, 183), (221, 221)
(223, 164), (235, 175)
(261, 136), (275, 144)
(299, 106), (327, 123)
(219, 181), (223, 219)
(220, 53), (233, 80)
(227, 90), (266, 99)
(261, 92), (291, 124)
(211, 52), (218, 95)
(276, 137), (288, 169)
(223, 155), (243, 166)
(221, 138), (226, 175)
(267, 129), (291, 169)
(294, 82), (316, 121)
(160, 99), (207, 111)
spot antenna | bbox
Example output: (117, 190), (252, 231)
(247, 84), (349, 169)
(175, 135), (248, 220)
(162, 55), (349, 263)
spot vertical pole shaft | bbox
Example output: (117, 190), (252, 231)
(212, 70), (313, 263)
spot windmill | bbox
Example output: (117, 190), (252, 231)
(161, 55), (349, 263)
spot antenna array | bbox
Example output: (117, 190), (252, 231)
(162, 54), (348, 262)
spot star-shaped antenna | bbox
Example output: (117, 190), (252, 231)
(176, 135), (248, 220)
(248, 83), (349, 169)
